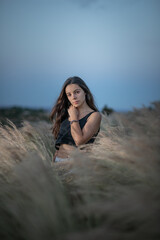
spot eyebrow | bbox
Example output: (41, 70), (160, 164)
(66, 88), (81, 94)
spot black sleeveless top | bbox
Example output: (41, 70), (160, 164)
(55, 111), (100, 150)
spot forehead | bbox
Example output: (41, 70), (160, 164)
(65, 84), (82, 93)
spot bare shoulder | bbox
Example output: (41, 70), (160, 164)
(82, 111), (101, 136)
(88, 111), (102, 122)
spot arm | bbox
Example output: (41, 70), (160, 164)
(70, 112), (101, 146)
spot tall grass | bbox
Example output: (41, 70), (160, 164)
(0, 102), (160, 240)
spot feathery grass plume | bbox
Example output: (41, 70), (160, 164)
(20, 120), (54, 162)
(0, 119), (28, 182)
(0, 152), (75, 240)
(0, 102), (160, 239)
(0, 120), (54, 182)
(53, 102), (160, 239)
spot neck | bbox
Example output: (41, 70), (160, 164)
(77, 102), (91, 115)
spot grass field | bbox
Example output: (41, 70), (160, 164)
(0, 102), (160, 240)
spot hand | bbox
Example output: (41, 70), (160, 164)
(68, 105), (78, 120)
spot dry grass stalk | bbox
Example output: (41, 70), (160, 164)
(0, 102), (160, 239)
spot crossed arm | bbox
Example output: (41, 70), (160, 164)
(70, 112), (101, 146)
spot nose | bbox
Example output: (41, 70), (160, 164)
(72, 93), (77, 99)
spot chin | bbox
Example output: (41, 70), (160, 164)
(74, 104), (79, 107)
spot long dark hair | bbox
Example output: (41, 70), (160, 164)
(50, 76), (99, 139)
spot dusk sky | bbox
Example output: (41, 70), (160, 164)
(0, 0), (160, 111)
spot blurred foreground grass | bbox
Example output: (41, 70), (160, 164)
(0, 102), (160, 240)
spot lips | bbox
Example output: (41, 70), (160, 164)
(73, 101), (79, 104)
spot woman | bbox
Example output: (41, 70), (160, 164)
(50, 76), (101, 162)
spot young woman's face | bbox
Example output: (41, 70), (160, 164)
(65, 84), (86, 107)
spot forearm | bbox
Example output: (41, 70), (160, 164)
(70, 122), (83, 146)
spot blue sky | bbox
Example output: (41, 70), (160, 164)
(0, 0), (160, 111)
